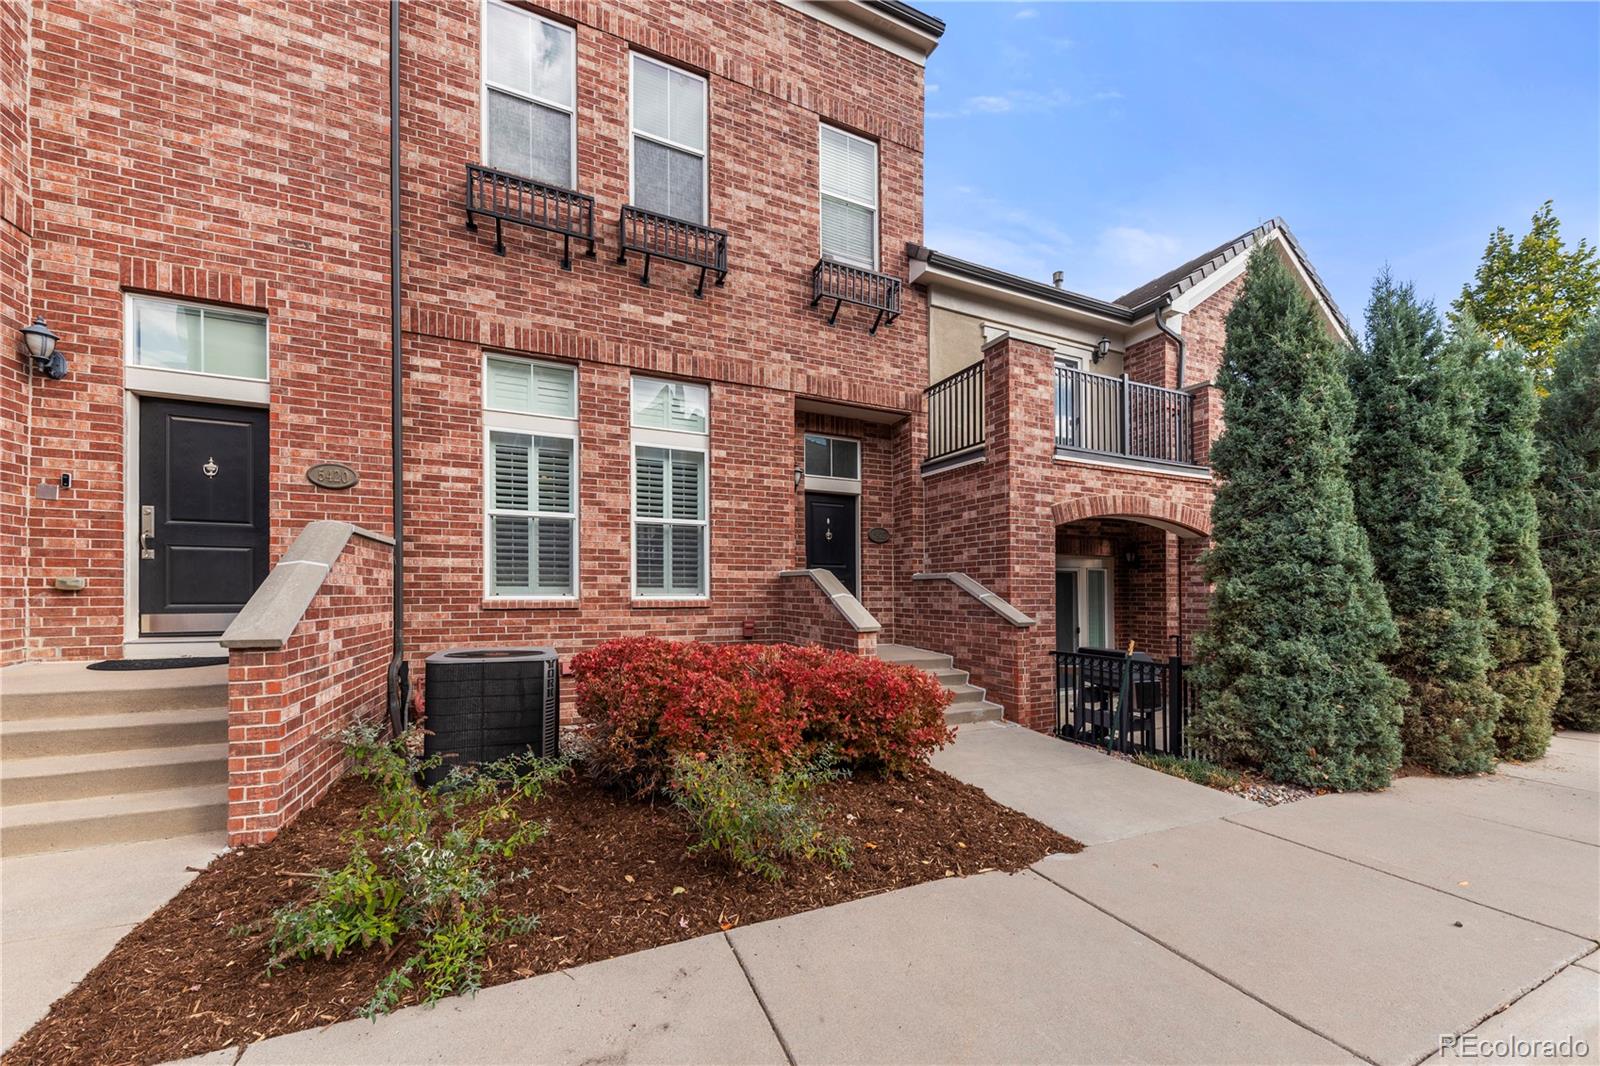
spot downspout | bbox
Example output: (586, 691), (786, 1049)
(386, 0), (410, 733)
(1153, 295), (1186, 390)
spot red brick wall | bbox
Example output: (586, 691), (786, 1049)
(1182, 273), (1245, 385)
(20, 0), (394, 661)
(770, 572), (877, 654)
(226, 532), (394, 846)
(0, 2), (30, 666)
(395, 1), (928, 691)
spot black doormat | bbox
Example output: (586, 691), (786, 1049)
(86, 657), (227, 671)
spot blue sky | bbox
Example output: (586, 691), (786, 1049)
(920, 1), (1600, 323)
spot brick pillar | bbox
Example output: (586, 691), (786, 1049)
(1190, 382), (1222, 466)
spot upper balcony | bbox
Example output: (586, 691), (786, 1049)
(924, 357), (1204, 473)
(1054, 364), (1194, 467)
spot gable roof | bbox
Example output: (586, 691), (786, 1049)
(1114, 218), (1352, 339)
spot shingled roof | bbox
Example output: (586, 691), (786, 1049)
(1113, 218), (1352, 338)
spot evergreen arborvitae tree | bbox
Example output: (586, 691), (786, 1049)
(1192, 248), (1402, 790)
(1348, 275), (1500, 773)
(1535, 318), (1600, 731)
(1457, 324), (1564, 759)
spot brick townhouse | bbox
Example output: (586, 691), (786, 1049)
(0, 0), (1347, 847)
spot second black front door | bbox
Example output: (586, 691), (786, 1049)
(804, 492), (858, 595)
(138, 398), (270, 636)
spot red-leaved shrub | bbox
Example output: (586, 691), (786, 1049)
(571, 638), (953, 795)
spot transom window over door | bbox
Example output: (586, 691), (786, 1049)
(819, 124), (878, 269)
(630, 54), (707, 225)
(484, 355), (578, 599)
(483, 0), (576, 188)
(632, 377), (709, 598)
(126, 295), (267, 381)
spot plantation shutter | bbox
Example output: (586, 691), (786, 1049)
(819, 126), (877, 268)
(488, 430), (574, 597)
(669, 450), (703, 520)
(635, 447), (667, 519)
(487, 357), (576, 418)
(491, 516), (532, 596)
(491, 431), (531, 511)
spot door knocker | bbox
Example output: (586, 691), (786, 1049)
(824, 517), (833, 541)
(202, 457), (219, 478)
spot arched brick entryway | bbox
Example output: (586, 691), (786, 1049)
(1050, 494), (1211, 539)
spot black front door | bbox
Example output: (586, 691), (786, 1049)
(138, 399), (270, 635)
(804, 492), (858, 595)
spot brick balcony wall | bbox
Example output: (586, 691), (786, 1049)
(226, 533), (394, 846)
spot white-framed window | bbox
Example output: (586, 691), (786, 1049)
(803, 434), (859, 480)
(819, 124), (878, 269)
(483, 354), (578, 599)
(482, 0), (577, 188)
(631, 377), (708, 598)
(125, 294), (268, 381)
(629, 53), (707, 225)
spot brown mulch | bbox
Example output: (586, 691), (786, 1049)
(4, 767), (1079, 1066)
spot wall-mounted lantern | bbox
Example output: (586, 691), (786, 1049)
(21, 317), (66, 379)
(1093, 337), (1111, 365)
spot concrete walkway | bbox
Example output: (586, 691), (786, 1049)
(2, 831), (226, 1051)
(172, 726), (1599, 1066)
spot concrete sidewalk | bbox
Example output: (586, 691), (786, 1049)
(185, 726), (1599, 1065)
(2, 832), (225, 1051)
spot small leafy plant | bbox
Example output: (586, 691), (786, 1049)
(668, 750), (851, 881)
(259, 721), (566, 1018)
(1133, 751), (1242, 791)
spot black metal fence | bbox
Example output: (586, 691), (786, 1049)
(1055, 364), (1194, 465)
(925, 362), (985, 465)
(1051, 647), (1196, 757)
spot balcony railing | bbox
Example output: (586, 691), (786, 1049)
(811, 259), (903, 335)
(1055, 365), (1195, 466)
(616, 205), (729, 297)
(464, 164), (596, 269)
(925, 361), (985, 467)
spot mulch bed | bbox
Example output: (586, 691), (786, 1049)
(5, 766), (1078, 1066)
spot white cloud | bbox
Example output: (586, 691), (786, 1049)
(966, 95), (1013, 114)
(1091, 89), (1123, 101)
(1013, 7), (1038, 18)
(925, 82), (940, 94)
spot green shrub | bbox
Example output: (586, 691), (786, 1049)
(1458, 325), (1564, 759)
(1536, 319), (1600, 731)
(668, 751), (851, 880)
(1349, 276), (1500, 774)
(1192, 248), (1404, 791)
(260, 722), (566, 1017)
(1133, 752), (1241, 790)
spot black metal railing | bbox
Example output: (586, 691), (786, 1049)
(811, 259), (903, 335)
(1054, 365), (1195, 465)
(1052, 646), (1195, 757)
(616, 205), (729, 297)
(925, 362), (985, 465)
(464, 164), (596, 269)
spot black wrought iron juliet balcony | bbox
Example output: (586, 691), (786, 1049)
(464, 163), (596, 270)
(811, 259), (902, 335)
(616, 205), (729, 298)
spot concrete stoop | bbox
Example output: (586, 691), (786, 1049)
(0, 663), (230, 855)
(875, 644), (1005, 725)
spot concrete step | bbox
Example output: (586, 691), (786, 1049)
(874, 644), (954, 671)
(0, 708), (229, 760)
(1, 743), (228, 806)
(932, 667), (970, 687)
(946, 700), (1005, 726)
(0, 784), (228, 856)
(0, 662), (228, 721)
(946, 683), (988, 705)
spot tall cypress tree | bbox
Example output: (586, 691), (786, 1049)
(1457, 324), (1563, 759)
(1348, 275), (1500, 773)
(1535, 318), (1600, 731)
(1193, 248), (1402, 790)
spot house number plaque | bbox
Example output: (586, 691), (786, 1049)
(306, 463), (359, 490)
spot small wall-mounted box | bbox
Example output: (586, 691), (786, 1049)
(52, 576), (87, 591)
